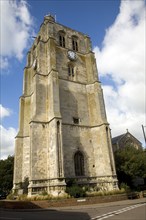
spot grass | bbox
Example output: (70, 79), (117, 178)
(6, 188), (128, 201)
(86, 188), (126, 197)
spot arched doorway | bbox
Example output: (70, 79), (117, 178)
(74, 151), (84, 176)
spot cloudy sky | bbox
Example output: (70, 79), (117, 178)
(0, 0), (145, 159)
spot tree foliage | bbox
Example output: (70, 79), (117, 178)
(0, 156), (14, 193)
(114, 147), (146, 188)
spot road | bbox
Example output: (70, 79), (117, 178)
(0, 198), (145, 220)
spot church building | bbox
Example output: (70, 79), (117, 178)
(13, 15), (118, 196)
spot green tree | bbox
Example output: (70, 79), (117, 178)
(114, 147), (146, 189)
(65, 178), (87, 198)
(0, 156), (14, 193)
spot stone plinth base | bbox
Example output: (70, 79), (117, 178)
(20, 175), (119, 197)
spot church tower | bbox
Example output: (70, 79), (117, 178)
(13, 15), (118, 196)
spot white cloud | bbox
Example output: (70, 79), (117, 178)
(0, 0), (34, 69)
(0, 57), (9, 69)
(0, 125), (17, 159)
(94, 1), (145, 145)
(0, 104), (12, 119)
(0, 105), (16, 159)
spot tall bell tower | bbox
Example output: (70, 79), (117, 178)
(13, 15), (118, 196)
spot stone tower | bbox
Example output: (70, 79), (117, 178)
(13, 15), (118, 196)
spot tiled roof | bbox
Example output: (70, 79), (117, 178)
(112, 133), (126, 144)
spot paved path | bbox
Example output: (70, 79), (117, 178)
(0, 198), (145, 220)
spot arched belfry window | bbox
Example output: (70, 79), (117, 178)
(59, 31), (65, 48)
(74, 151), (84, 176)
(72, 36), (78, 51)
(68, 63), (74, 77)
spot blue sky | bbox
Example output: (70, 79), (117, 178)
(0, 0), (145, 159)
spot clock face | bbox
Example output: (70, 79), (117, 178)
(68, 51), (76, 60)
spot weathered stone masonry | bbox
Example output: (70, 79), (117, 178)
(13, 15), (118, 196)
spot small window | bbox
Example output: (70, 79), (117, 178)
(57, 121), (60, 133)
(59, 32), (65, 47)
(73, 117), (79, 124)
(72, 37), (78, 51)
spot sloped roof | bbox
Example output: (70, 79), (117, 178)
(112, 131), (142, 145)
(112, 133), (126, 144)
